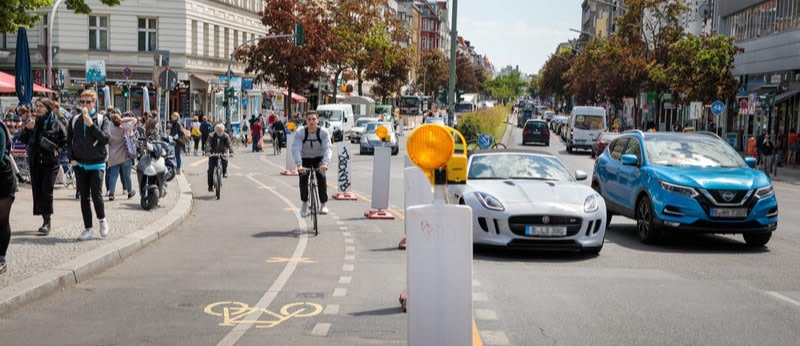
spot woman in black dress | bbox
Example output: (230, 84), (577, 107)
(18, 98), (67, 235)
(0, 119), (17, 273)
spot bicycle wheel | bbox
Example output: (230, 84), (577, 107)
(215, 166), (221, 200)
(308, 178), (318, 236)
(492, 143), (507, 149)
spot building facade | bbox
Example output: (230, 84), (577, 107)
(418, 0), (441, 54)
(0, 0), (270, 125)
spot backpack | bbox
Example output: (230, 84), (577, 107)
(71, 112), (105, 131)
(302, 128), (322, 148)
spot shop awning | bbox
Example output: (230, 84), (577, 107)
(775, 89), (800, 104)
(282, 90), (308, 103)
(0, 71), (56, 94)
(190, 73), (226, 87)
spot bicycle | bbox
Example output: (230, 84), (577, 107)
(209, 153), (226, 200)
(464, 138), (507, 151)
(272, 130), (283, 155)
(299, 167), (322, 236)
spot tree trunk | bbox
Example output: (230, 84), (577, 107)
(286, 87), (292, 121)
(332, 68), (344, 104)
(357, 67), (364, 96)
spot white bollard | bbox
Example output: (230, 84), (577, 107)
(332, 143), (357, 200)
(281, 133), (298, 175)
(364, 145), (393, 219)
(407, 188), (472, 345)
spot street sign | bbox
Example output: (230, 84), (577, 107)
(690, 102), (703, 120)
(477, 133), (493, 149)
(123, 67), (132, 78)
(711, 100), (725, 116)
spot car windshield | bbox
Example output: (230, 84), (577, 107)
(525, 122), (547, 130)
(468, 154), (575, 181)
(356, 118), (376, 127)
(644, 136), (746, 168)
(573, 115), (604, 130)
(317, 110), (343, 121)
(365, 122), (393, 133)
(601, 133), (621, 142)
(424, 118), (445, 125)
(400, 97), (420, 107)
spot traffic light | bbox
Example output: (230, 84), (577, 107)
(224, 87), (234, 99)
(294, 23), (304, 46)
(122, 85), (129, 98)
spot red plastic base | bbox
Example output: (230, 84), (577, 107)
(332, 192), (358, 200)
(399, 290), (408, 313)
(364, 209), (395, 219)
(280, 170), (298, 176)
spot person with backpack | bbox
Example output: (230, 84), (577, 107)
(169, 112), (188, 175)
(291, 111), (332, 217)
(200, 116), (213, 153)
(190, 116), (202, 155)
(68, 90), (111, 241)
(18, 98), (67, 235)
(269, 116), (286, 148)
(241, 119), (250, 146)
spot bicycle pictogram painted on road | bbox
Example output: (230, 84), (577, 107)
(204, 301), (323, 329)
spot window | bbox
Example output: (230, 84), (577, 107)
(624, 138), (642, 163)
(138, 18), (157, 52)
(204, 23), (210, 57)
(214, 26), (220, 58)
(88, 15), (109, 50)
(610, 138), (630, 161)
(191, 20), (198, 56)
(224, 28), (229, 58)
(234, 29), (239, 49)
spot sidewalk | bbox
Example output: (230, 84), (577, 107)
(0, 172), (193, 316)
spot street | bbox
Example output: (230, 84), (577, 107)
(2, 127), (800, 345)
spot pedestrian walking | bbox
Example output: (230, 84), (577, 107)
(756, 130), (766, 166)
(251, 115), (263, 152)
(190, 116), (202, 155)
(761, 134), (775, 177)
(17, 97), (67, 235)
(169, 112), (188, 174)
(68, 90), (111, 241)
(200, 116), (212, 153)
(0, 119), (17, 273)
(241, 119), (250, 146)
(105, 111), (137, 200)
(788, 128), (798, 166)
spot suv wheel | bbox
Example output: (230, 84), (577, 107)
(743, 233), (771, 247)
(636, 195), (661, 244)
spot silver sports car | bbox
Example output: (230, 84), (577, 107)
(449, 150), (607, 254)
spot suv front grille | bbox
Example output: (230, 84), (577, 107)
(703, 189), (752, 205)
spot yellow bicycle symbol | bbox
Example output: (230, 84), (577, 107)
(204, 301), (323, 329)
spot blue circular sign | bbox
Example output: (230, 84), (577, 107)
(477, 133), (493, 149)
(711, 100), (725, 116)
(123, 67), (132, 78)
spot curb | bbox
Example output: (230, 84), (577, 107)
(0, 174), (194, 316)
(500, 120), (514, 147)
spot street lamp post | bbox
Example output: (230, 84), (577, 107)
(47, 0), (66, 89)
(446, 0), (458, 127)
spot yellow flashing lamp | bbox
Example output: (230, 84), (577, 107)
(376, 125), (390, 142)
(287, 122), (296, 132)
(406, 124), (468, 185)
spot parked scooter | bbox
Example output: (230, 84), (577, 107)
(136, 137), (168, 210)
(160, 134), (177, 182)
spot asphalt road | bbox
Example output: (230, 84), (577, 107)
(2, 128), (800, 345)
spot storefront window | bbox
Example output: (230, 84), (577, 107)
(724, 0), (800, 41)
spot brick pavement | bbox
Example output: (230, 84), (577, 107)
(0, 171), (193, 315)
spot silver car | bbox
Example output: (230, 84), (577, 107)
(449, 150), (607, 254)
(350, 117), (379, 143)
(359, 122), (399, 155)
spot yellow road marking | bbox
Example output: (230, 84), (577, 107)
(473, 320), (484, 346)
(190, 157), (209, 167)
(204, 301), (322, 329)
(266, 257), (317, 264)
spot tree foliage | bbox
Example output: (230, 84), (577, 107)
(1, 0), (123, 33)
(365, 20), (412, 102)
(328, 0), (383, 99)
(416, 50), (448, 95)
(484, 70), (526, 102)
(239, 0), (332, 114)
(455, 52), (481, 93)
(538, 50), (573, 99)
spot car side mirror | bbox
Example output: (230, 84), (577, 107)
(574, 170), (588, 181)
(621, 154), (638, 166)
(344, 117), (348, 122)
(745, 157), (757, 168)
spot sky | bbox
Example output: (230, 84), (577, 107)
(457, 0), (584, 76)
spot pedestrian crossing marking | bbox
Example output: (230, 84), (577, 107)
(266, 257), (317, 264)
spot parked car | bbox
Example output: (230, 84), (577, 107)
(423, 117), (446, 126)
(592, 131), (778, 246)
(543, 111), (556, 122)
(591, 131), (621, 158)
(551, 115), (568, 131)
(522, 120), (550, 146)
(566, 106), (607, 154)
(449, 150), (606, 254)
(317, 104), (355, 142)
(359, 122), (399, 155)
(349, 117), (378, 143)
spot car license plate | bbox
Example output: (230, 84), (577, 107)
(525, 226), (567, 237)
(711, 208), (748, 218)
(575, 140), (586, 143)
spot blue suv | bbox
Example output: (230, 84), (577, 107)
(592, 131), (778, 246)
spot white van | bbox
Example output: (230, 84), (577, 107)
(316, 104), (355, 142)
(566, 106), (607, 154)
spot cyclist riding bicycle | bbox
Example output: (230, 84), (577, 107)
(205, 124), (233, 192)
(269, 117), (286, 148)
(291, 111), (332, 217)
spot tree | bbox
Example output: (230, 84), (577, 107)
(239, 0), (332, 119)
(649, 33), (742, 105)
(416, 50), (448, 96)
(538, 49), (574, 100)
(365, 20), (412, 103)
(455, 52), (481, 93)
(483, 70), (526, 102)
(1, 0), (123, 33)
(564, 39), (603, 104)
(329, 0), (385, 98)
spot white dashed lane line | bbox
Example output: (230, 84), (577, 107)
(311, 323), (332, 336)
(338, 276), (352, 284)
(324, 305), (340, 315)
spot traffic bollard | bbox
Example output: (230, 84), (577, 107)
(280, 133), (298, 176)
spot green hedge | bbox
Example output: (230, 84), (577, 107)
(455, 104), (510, 143)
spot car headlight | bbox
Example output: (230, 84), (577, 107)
(659, 181), (699, 198)
(475, 191), (504, 211)
(755, 184), (774, 199)
(584, 194), (600, 213)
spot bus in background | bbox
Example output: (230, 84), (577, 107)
(398, 95), (423, 117)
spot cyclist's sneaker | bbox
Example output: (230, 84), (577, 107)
(208, 186), (214, 192)
(77, 228), (94, 241)
(223, 173), (228, 178)
(300, 202), (308, 218)
(320, 204), (329, 215)
(99, 219), (109, 238)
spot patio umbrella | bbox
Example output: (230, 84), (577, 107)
(142, 86), (150, 113)
(14, 26), (33, 106)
